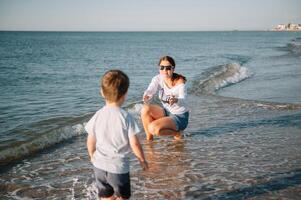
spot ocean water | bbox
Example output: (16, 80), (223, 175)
(0, 31), (301, 199)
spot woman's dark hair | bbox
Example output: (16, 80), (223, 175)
(158, 55), (176, 67)
(158, 55), (187, 83)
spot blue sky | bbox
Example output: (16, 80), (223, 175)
(0, 0), (300, 31)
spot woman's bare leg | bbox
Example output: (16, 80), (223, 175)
(148, 117), (182, 140)
(158, 129), (182, 140)
(140, 104), (165, 140)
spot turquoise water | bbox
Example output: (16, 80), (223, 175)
(0, 31), (301, 199)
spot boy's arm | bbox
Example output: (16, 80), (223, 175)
(129, 135), (148, 170)
(87, 134), (96, 162)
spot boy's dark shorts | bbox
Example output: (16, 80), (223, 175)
(94, 167), (131, 199)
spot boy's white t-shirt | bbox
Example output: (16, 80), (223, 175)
(85, 106), (140, 174)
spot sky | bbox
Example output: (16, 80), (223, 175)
(0, 0), (300, 31)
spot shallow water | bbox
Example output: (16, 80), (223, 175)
(1, 31), (301, 199)
(1, 95), (300, 199)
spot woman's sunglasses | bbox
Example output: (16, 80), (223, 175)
(159, 65), (175, 71)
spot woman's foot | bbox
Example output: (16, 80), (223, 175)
(146, 133), (154, 141)
(173, 132), (182, 140)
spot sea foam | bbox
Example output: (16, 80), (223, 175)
(190, 63), (251, 95)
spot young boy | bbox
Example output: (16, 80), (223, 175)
(86, 70), (148, 200)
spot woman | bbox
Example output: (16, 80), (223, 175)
(141, 56), (189, 140)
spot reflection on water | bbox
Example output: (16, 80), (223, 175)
(132, 140), (190, 199)
(132, 125), (301, 200)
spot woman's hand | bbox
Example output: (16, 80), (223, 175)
(143, 95), (151, 104)
(168, 95), (178, 105)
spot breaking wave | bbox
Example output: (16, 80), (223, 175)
(0, 122), (86, 166)
(287, 40), (301, 56)
(0, 102), (144, 166)
(277, 37), (301, 56)
(189, 62), (301, 110)
(189, 63), (251, 95)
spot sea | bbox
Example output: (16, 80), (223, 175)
(0, 31), (301, 200)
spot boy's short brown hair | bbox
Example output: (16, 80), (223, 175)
(100, 70), (129, 102)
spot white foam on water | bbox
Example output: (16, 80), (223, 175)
(192, 63), (252, 95)
(127, 103), (144, 118)
(215, 64), (250, 90)
(0, 123), (86, 165)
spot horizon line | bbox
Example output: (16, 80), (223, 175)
(0, 29), (273, 32)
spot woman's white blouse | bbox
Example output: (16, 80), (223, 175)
(143, 75), (189, 114)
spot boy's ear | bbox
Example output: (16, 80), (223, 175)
(120, 91), (128, 101)
(123, 91), (128, 99)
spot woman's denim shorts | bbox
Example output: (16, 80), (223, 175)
(163, 109), (189, 131)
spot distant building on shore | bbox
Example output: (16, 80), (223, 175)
(272, 23), (301, 31)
